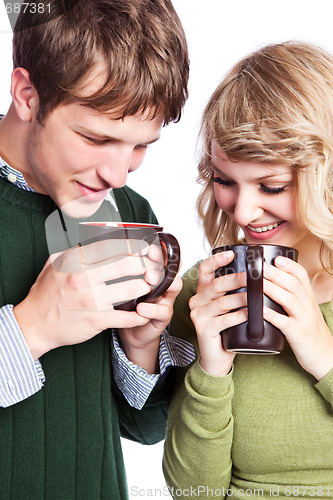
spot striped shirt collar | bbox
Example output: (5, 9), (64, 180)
(0, 157), (35, 192)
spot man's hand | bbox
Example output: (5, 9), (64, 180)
(117, 272), (183, 374)
(13, 239), (161, 360)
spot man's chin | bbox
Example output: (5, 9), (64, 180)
(58, 196), (106, 219)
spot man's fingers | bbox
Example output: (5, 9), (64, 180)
(85, 254), (162, 286)
(88, 277), (152, 311)
(80, 239), (149, 264)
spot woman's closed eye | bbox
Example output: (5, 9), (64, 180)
(213, 176), (288, 195)
(213, 176), (234, 187)
(260, 184), (288, 195)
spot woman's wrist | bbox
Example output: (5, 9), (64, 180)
(199, 356), (233, 378)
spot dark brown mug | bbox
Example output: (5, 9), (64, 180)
(79, 222), (181, 311)
(212, 244), (298, 354)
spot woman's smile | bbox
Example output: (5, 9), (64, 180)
(244, 221), (287, 241)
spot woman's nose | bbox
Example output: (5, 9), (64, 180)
(232, 189), (264, 226)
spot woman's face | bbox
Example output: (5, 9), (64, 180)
(210, 140), (312, 250)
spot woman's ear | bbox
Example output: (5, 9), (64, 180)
(10, 67), (39, 122)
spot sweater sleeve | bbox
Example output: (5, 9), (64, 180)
(315, 302), (333, 409)
(315, 368), (333, 408)
(163, 265), (234, 499)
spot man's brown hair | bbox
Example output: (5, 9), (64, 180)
(13, 0), (189, 124)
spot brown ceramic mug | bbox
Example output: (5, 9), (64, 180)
(213, 244), (298, 354)
(79, 222), (181, 311)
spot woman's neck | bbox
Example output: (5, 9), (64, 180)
(297, 233), (333, 304)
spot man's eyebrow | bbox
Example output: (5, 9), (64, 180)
(141, 136), (161, 146)
(76, 126), (161, 145)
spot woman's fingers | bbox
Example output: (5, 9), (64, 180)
(263, 260), (309, 316)
(190, 290), (247, 318)
(197, 251), (234, 289)
(191, 271), (246, 309)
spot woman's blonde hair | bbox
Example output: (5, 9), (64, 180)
(197, 41), (333, 273)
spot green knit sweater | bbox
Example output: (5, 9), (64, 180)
(163, 262), (333, 499)
(0, 177), (173, 500)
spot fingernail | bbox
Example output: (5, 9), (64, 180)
(221, 250), (234, 259)
(136, 303), (150, 316)
(275, 256), (288, 266)
(145, 270), (162, 285)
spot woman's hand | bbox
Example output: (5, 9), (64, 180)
(189, 250), (247, 377)
(263, 257), (333, 380)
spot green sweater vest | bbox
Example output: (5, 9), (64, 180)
(0, 177), (172, 500)
(164, 262), (333, 499)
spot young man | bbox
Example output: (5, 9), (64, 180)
(0, 1), (193, 498)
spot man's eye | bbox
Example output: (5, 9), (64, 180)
(84, 136), (107, 146)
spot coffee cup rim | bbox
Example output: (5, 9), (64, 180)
(212, 243), (297, 252)
(79, 221), (162, 229)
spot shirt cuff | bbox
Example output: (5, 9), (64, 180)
(112, 329), (195, 410)
(0, 305), (45, 407)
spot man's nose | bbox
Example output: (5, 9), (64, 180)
(97, 147), (133, 189)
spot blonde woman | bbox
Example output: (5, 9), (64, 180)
(163, 42), (333, 498)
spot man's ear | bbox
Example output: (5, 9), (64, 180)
(11, 67), (39, 122)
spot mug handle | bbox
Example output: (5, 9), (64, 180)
(114, 232), (181, 311)
(246, 246), (264, 342)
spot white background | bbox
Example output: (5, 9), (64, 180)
(1, 1), (333, 498)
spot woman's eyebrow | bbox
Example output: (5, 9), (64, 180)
(256, 171), (293, 181)
(211, 161), (292, 181)
(210, 161), (228, 174)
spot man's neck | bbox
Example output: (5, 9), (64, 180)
(0, 104), (31, 179)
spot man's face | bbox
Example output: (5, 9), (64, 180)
(24, 99), (163, 217)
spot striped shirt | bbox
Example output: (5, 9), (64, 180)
(0, 159), (195, 409)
